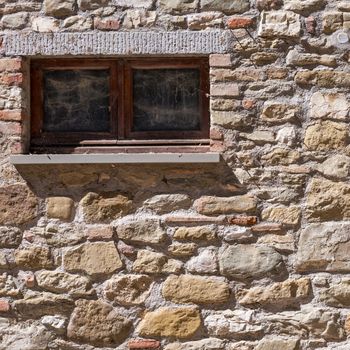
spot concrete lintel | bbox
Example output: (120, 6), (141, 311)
(10, 153), (221, 165)
(4, 31), (232, 56)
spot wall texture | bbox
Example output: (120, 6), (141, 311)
(0, 0), (350, 349)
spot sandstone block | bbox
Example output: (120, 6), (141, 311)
(261, 147), (301, 165)
(258, 11), (301, 38)
(43, 0), (76, 18)
(209, 54), (232, 67)
(310, 92), (348, 120)
(295, 70), (350, 88)
(219, 244), (284, 280)
(137, 307), (201, 339)
(260, 102), (299, 124)
(163, 275), (229, 305)
(205, 309), (263, 338)
(0, 184), (38, 225)
(320, 280), (350, 307)
(47, 197), (74, 221)
(322, 12), (343, 33)
(133, 250), (167, 274)
(80, 192), (133, 223)
(237, 278), (311, 309)
(104, 274), (153, 306)
(159, 0), (198, 14)
(67, 299), (132, 347)
(143, 194), (191, 213)
(304, 121), (348, 151)
(211, 83), (240, 97)
(187, 12), (224, 30)
(168, 242), (197, 257)
(115, 218), (166, 244)
(15, 246), (53, 270)
(64, 242), (122, 278)
(305, 178), (350, 221)
(201, 0), (250, 14)
(296, 222), (350, 272)
(86, 225), (114, 241)
(194, 195), (257, 215)
(36, 271), (93, 297)
(261, 205), (301, 226)
(174, 226), (216, 242)
(32, 17), (60, 32)
(78, 0), (108, 11)
(15, 292), (74, 318)
(211, 111), (249, 129)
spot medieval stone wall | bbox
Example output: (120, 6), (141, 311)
(0, 0), (350, 349)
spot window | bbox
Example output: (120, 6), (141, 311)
(31, 58), (209, 152)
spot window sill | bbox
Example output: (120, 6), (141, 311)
(10, 153), (220, 165)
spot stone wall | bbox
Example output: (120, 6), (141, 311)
(0, 0), (350, 349)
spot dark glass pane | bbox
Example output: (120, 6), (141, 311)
(132, 68), (201, 132)
(43, 69), (110, 133)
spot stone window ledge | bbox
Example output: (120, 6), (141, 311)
(10, 153), (220, 165)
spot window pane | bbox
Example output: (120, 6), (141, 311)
(43, 69), (110, 133)
(132, 68), (201, 132)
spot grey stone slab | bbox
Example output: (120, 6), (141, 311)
(4, 31), (232, 56)
(10, 153), (221, 164)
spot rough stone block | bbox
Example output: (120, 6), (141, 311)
(47, 197), (74, 221)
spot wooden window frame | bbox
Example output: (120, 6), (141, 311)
(30, 57), (209, 151)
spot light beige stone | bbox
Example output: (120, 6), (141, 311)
(0, 274), (21, 297)
(64, 242), (122, 278)
(306, 178), (350, 221)
(137, 307), (201, 338)
(36, 271), (93, 297)
(143, 194), (191, 213)
(261, 148), (301, 165)
(257, 234), (295, 253)
(164, 338), (225, 350)
(80, 192), (133, 223)
(194, 195), (257, 215)
(201, 0), (250, 14)
(162, 275), (230, 305)
(320, 280), (350, 307)
(310, 92), (348, 120)
(159, 0), (198, 14)
(261, 102), (299, 125)
(255, 338), (300, 350)
(174, 226), (216, 242)
(78, 0), (109, 11)
(316, 154), (350, 179)
(286, 49), (336, 67)
(296, 222), (350, 272)
(67, 299), (132, 347)
(1, 12), (28, 29)
(261, 206), (301, 226)
(237, 278), (311, 309)
(258, 11), (301, 38)
(103, 274), (153, 306)
(47, 197), (74, 221)
(115, 218), (166, 244)
(304, 121), (348, 151)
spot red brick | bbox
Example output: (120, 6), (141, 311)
(227, 215), (258, 226)
(0, 300), (10, 312)
(0, 73), (23, 86)
(210, 126), (224, 140)
(210, 140), (226, 152)
(0, 58), (22, 72)
(242, 99), (256, 110)
(227, 16), (254, 29)
(0, 121), (21, 135)
(209, 54), (232, 67)
(0, 110), (23, 121)
(94, 17), (120, 31)
(251, 223), (284, 234)
(128, 339), (160, 349)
